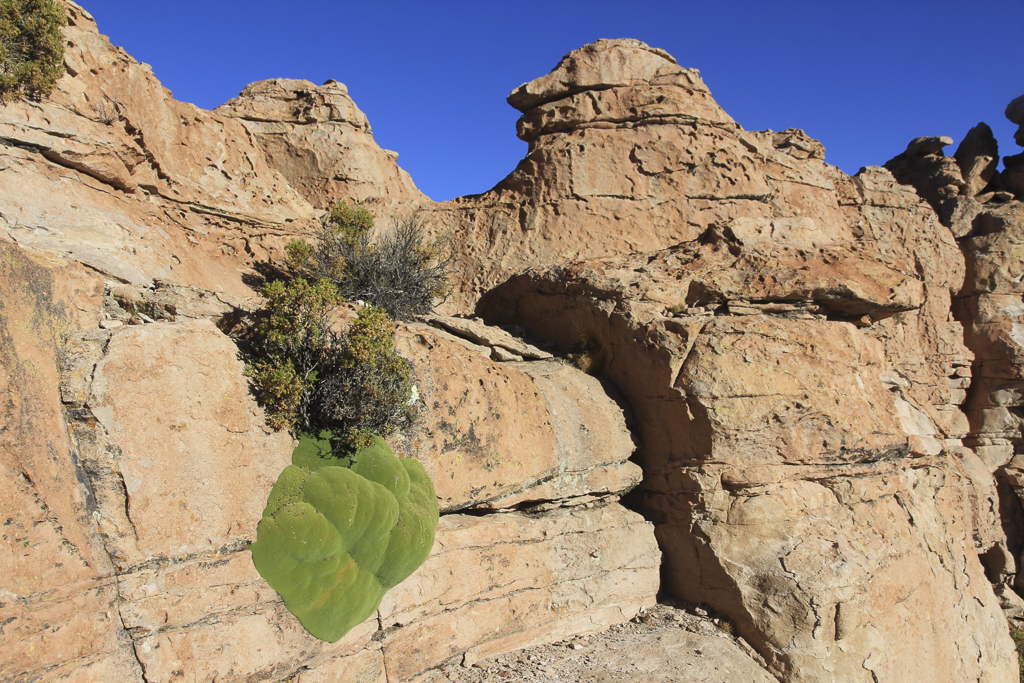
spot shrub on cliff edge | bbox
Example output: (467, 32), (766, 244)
(286, 202), (452, 321)
(246, 278), (412, 449)
(0, 0), (65, 103)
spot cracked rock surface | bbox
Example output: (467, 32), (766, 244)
(4, 280), (656, 681)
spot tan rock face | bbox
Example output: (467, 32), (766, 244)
(85, 319), (295, 566)
(18, 293), (656, 681)
(428, 40), (909, 314)
(0, 2), (426, 297)
(468, 40), (1017, 682)
(391, 322), (639, 511)
(0, 242), (143, 682)
(883, 93), (1024, 617)
(0, 2), (320, 295)
(379, 505), (660, 681)
(216, 78), (426, 211)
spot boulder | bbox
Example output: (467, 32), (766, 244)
(1006, 93), (1024, 147)
(883, 136), (964, 214)
(954, 123), (999, 197)
(392, 321), (640, 511)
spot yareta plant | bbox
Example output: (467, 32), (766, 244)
(250, 432), (438, 642)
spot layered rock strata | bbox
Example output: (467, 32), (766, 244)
(2, 254), (658, 681)
(3, 3), (1020, 679)
(0, 1), (423, 298)
(431, 39), (835, 312)
(461, 40), (1017, 682)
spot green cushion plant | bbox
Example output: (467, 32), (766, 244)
(250, 432), (438, 642)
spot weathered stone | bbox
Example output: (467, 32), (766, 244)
(1002, 152), (1024, 197)
(0, 2), (320, 296)
(391, 323), (639, 511)
(490, 345), (523, 361)
(508, 39), (687, 112)
(40, 306), (653, 681)
(424, 314), (553, 359)
(906, 135), (954, 156)
(427, 603), (776, 683)
(378, 504), (660, 681)
(430, 41), (875, 314)
(86, 319), (294, 568)
(5, 18), (1024, 682)
(884, 139), (964, 216)
(1, 2), (426, 298)
(468, 40), (1015, 682)
(0, 242), (141, 682)
(954, 122), (999, 197)
(1007, 94), (1024, 126)
(216, 79), (426, 212)
(1006, 93), (1024, 147)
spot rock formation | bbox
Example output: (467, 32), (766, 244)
(3, 3), (1024, 682)
(216, 78), (427, 213)
(884, 92), (1024, 622)
(0, 1), (426, 297)
(1, 5), (658, 681)
(449, 40), (1018, 681)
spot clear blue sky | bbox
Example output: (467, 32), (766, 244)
(80, 0), (1022, 202)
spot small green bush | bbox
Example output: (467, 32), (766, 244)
(246, 277), (412, 448)
(245, 277), (344, 430)
(310, 305), (412, 450)
(1011, 625), (1024, 679)
(0, 0), (66, 103)
(289, 201), (452, 321)
(567, 333), (605, 376)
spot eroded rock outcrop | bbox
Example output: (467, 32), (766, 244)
(0, 242), (144, 681)
(1, 7), (668, 679)
(0, 269), (658, 681)
(0, 2), (315, 295)
(216, 78), (427, 212)
(429, 40), (849, 315)
(4, 5), (1020, 679)
(0, 1), (424, 297)
(885, 92), (1024, 619)
(461, 40), (1018, 682)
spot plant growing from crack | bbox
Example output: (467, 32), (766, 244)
(285, 201), (452, 321)
(246, 232), (438, 642)
(251, 432), (438, 642)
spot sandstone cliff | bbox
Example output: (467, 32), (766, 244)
(445, 39), (1020, 682)
(3, 4), (1024, 683)
(0, 6), (660, 682)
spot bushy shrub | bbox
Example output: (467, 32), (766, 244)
(310, 304), (412, 449)
(1011, 626), (1024, 679)
(567, 333), (605, 375)
(245, 277), (412, 448)
(287, 201), (452, 321)
(0, 0), (65, 103)
(245, 277), (344, 430)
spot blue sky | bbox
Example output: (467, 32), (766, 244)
(81, 1), (1022, 202)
